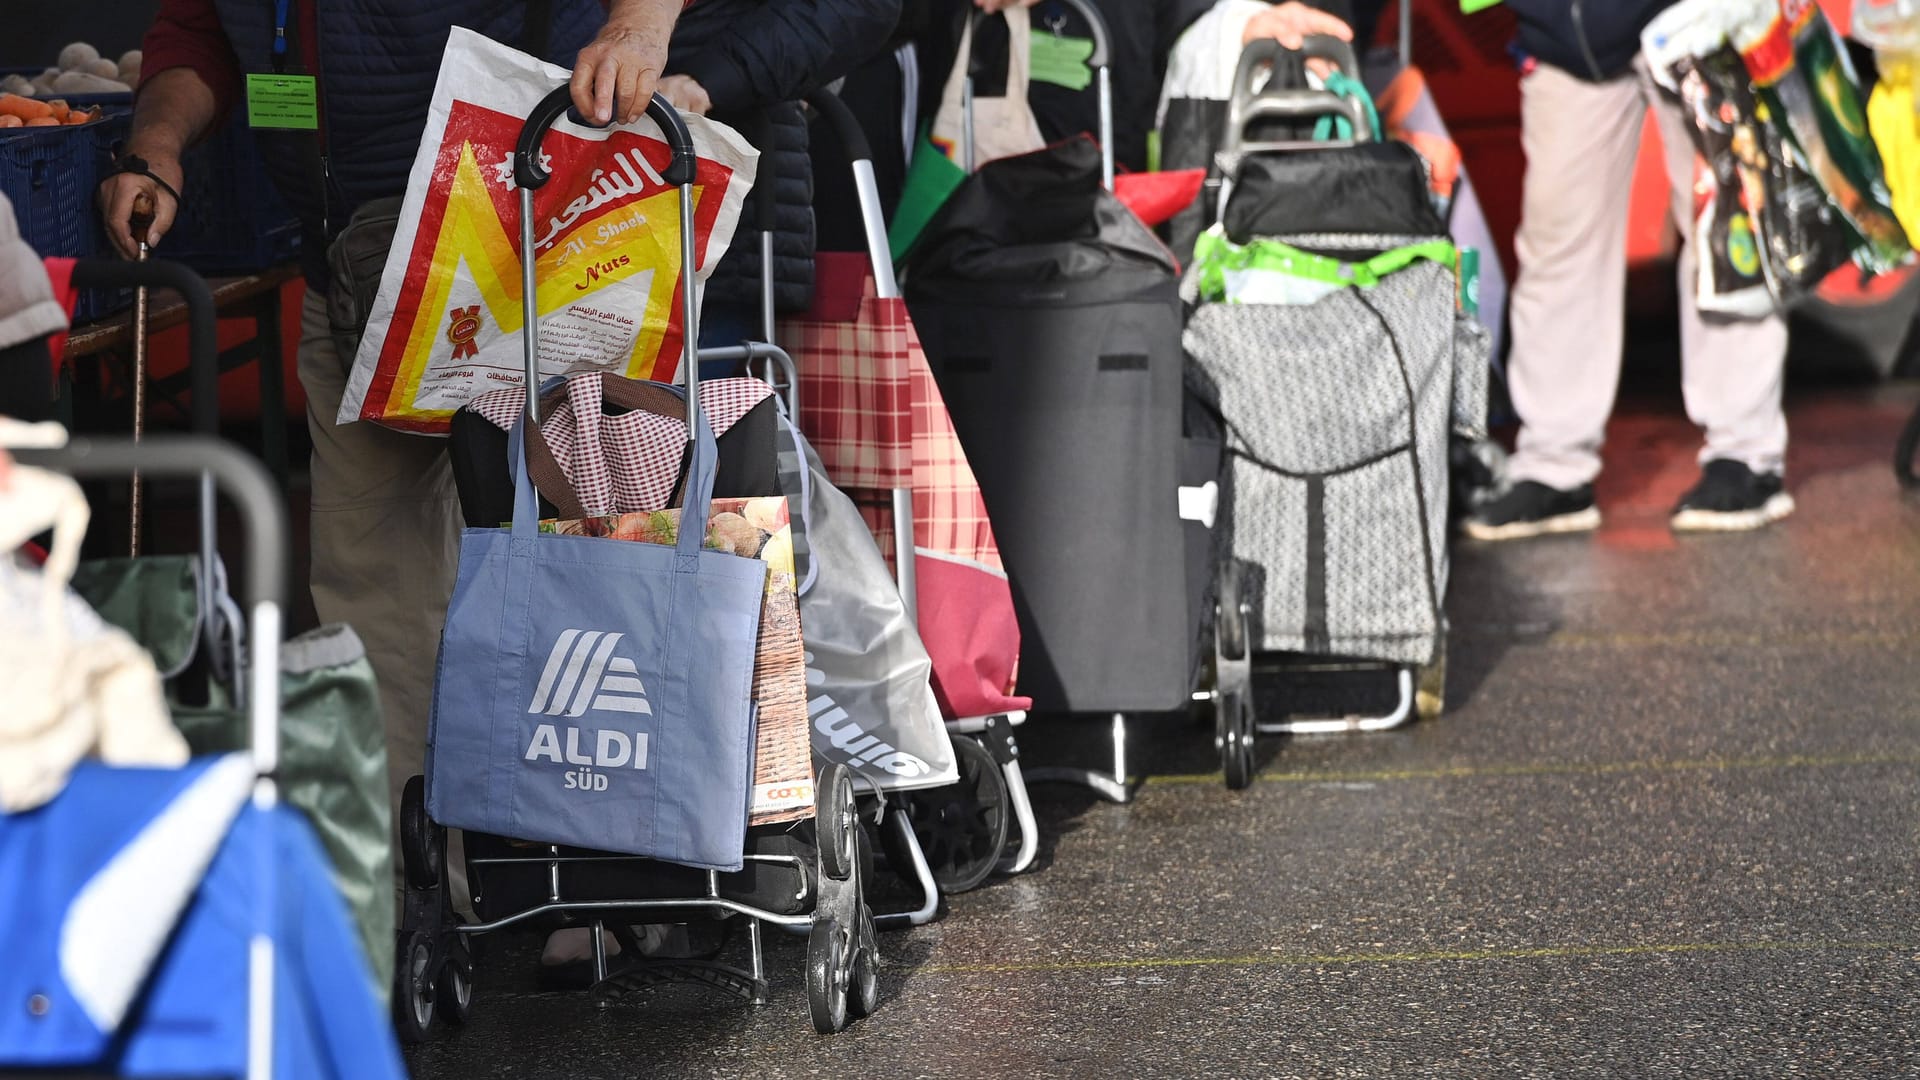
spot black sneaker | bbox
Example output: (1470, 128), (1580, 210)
(1462, 480), (1600, 541)
(1670, 459), (1794, 532)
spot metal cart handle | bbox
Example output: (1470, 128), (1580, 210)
(1225, 89), (1374, 156)
(1222, 34), (1372, 162)
(806, 89), (899, 300)
(16, 435), (288, 777)
(962, 0), (1114, 188)
(509, 89), (702, 431)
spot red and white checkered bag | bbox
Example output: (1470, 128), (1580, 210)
(781, 254), (1027, 719)
(779, 270), (914, 491)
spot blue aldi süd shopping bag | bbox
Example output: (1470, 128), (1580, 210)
(426, 398), (765, 872)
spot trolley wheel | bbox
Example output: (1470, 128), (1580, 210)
(399, 775), (443, 891)
(1217, 683), (1256, 790)
(1213, 561), (1256, 790)
(1216, 561), (1248, 662)
(434, 937), (473, 1026)
(1416, 636), (1447, 722)
(806, 918), (849, 1034)
(816, 764), (857, 883)
(846, 908), (880, 1020)
(1898, 403), (1920, 489)
(902, 736), (1009, 895)
(393, 930), (438, 1043)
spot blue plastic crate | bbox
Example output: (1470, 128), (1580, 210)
(0, 108), (132, 322)
(162, 113), (303, 274)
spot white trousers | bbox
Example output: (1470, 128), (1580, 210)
(1504, 58), (1789, 490)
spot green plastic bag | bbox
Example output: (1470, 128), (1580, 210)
(172, 626), (394, 998)
(1192, 227), (1456, 305)
(889, 122), (968, 261)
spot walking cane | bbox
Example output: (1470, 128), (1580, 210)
(128, 190), (154, 556)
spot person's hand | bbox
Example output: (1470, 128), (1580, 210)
(572, 0), (678, 125)
(97, 152), (183, 259)
(657, 75), (711, 117)
(973, 0), (1042, 13)
(1241, 1), (1353, 49)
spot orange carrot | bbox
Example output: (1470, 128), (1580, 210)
(0, 94), (54, 122)
(25, 117), (60, 126)
(0, 115), (22, 128)
(43, 99), (71, 123)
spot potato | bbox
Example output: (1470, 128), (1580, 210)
(0, 75), (33, 97)
(51, 71), (130, 95)
(57, 42), (100, 72)
(30, 69), (61, 95)
(84, 58), (119, 79)
(118, 49), (142, 86)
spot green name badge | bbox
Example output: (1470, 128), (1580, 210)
(245, 73), (319, 130)
(1030, 33), (1094, 92)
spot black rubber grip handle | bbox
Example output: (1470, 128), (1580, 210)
(515, 87), (697, 189)
(805, 90), (873, 167)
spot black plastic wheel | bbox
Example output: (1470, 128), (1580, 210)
(847, 942), (879, 1020)
(902, 737), (1009, 894)
(1218, 685), (1256, 790)
(1216, 561), (1248, 662)
(434, 937), (473, 1026)
(399, 775), (442, 891)
(1898, 403), (1920, 489)
(806, 918), (849, 1034)
(1213, 563), (1257, 790)
(393, 931), (437, 1043)
(815, 764), (857, 882)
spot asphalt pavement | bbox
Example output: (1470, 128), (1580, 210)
(405, 382), (1920, 1079)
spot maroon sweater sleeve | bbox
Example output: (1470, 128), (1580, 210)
(139, 0), (244, 127)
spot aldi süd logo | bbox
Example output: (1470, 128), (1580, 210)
(524, 629), (653, 791)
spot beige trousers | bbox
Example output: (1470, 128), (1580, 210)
(1505, 58), (1789, 491)
(296, 291), (461, 815)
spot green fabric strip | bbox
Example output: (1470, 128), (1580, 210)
(1193, 229), (1456, 303)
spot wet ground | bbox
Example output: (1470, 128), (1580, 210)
(404, 382), (1920, 1079)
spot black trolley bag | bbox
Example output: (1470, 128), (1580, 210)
(905, 0), (1228, 802)
(1186, 38), (1491, 788)
(397, 90), (879, 1041)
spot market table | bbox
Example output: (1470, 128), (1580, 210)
(61, 262), (299, 487)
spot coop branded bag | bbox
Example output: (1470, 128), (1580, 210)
(426, 402), (766, 871)
(339, 28), (758, 433)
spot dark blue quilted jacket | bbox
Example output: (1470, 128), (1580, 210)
(1505, 0), (1673, 81)
(210, 0), (604, 236)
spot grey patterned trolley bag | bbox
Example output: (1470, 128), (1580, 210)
(1184, 236), (1487, 669)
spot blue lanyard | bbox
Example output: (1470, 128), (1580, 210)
(273, 0), (291, 71)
